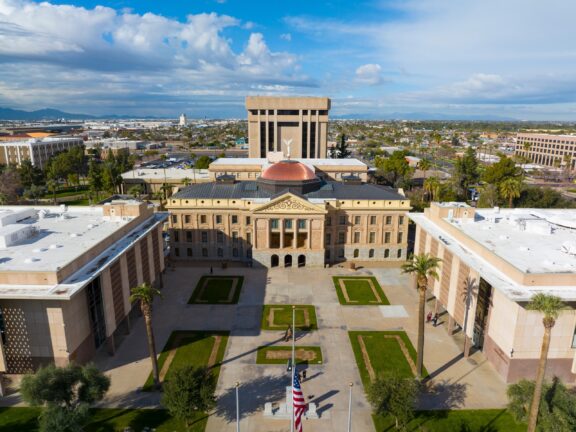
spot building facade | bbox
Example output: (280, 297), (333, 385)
(166, 160), (409, 268)
(246, 96), (330, 159)
(410, 202), (576, 383)
(515, 133), (576, 170)
(208, 157), (369, 182)
(0, 201), (167, 373)
(0, 136), (85, 169)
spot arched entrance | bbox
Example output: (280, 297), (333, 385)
(298, 254), (306, 267)
(284, 254), (292, 268)
(271, 254), (279, 268)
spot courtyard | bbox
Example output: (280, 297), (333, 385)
(1, 264), (511, 432)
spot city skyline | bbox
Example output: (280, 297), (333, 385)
(1, 0), (576, 120)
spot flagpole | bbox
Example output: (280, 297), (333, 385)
(291, 305), (295, 432)
(347, 382), (353, 432)
(235, 381), (240, 432)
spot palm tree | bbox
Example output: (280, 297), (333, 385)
(499, 177), (521, 208)
(182, 177), (192, 187)
(526, 293), (565, 432)
(423, 177), (440, 202)
(401, 254), (442, 378)
(418, 158), (432, 179)
(130, 283), (163, 389)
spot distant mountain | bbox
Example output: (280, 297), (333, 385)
(332, 112), (518, 121)
(0, 107), (165, 121)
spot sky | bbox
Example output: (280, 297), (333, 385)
(1, 0), (576, 120)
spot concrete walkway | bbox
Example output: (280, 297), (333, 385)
(1, 264), (509, 432)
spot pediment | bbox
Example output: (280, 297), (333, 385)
(252, 193), (326, 214)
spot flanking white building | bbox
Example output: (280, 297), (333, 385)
(410, 202), (576, 383)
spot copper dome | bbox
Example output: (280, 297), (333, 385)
(261, 160), (316, 182)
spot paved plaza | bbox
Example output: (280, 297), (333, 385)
(7, 264), (509, 431)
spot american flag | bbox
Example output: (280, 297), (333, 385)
(292, 372), (306, 432)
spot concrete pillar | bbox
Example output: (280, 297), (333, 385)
(280, 219), (285, 249)
(446, 315), (455, 335)
(463, 336), (473, 358)
(434, 298), (440, 314)
(106, 335), (116, 356)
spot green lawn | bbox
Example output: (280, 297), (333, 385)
(349, 331), (426, 387)
(332, 276), (390, 305)
(256, 346), (323, 365)
(0, 407), (207, 432)
(143, 331), (228, 391)
(373, 409), (526, 432)
(65, 198), (91, 206)
(261, 305), (318, 331)
(188, 276), (244, 304)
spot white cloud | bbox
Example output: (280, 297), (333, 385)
(280, 33), (292, 42)
(355, 63), (383, 85)
(0, 0), (313, 114)
(287, 0), (576, 109)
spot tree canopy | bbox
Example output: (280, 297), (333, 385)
(367, 373), (419, 430)
(20, 363), (110, 432)
(375, 151), (414, 188)
(162, 366), (216, 427)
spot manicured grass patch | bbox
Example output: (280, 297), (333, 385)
(332, 276), (390, 305)
(373, 409), (525, 432)
(188, 276), (244, 304)
(261, 305), (318, 331)
(256, 346), (323, 365)
(0, 407), (207, 432)
(65, 198), (91, 206)
(349, 331), (426, 388)
(143, 330), (228, 391)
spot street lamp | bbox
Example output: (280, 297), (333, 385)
(347, 382), (353, 432)
(235, 381), (240, 432)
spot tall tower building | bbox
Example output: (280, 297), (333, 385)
(246, 96), (330, 159)
(179, 113), (187, 127)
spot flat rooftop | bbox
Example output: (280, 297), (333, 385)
(0, 204), (167, 300)
(0, 205), (133, 273)
(410, 207), (576, 301)
(209, 158), (367, 168)
(121, 167), (210, 181)
(454, 208), (576, 274)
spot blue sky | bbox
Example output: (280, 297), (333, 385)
(1, 0), (576, 119)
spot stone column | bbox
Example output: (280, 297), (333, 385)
(308, 219), (313, 249)
(280, 219), (285, 249)
(294, 220), (298, 249)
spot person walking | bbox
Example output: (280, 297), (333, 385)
(302, 369), (307, 381)
(432, 313), (439, 327)
(210, 266), (213, 275)
(426, 311), (432, 323)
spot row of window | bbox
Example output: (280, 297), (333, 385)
(173, 247), (246, 258)
(326, 231), (404, 245)
(172, 214), (251, 225)
(171, 214), (405, 228)
(173, 230), (250, 244)
(327, 248), (402, 259)
(270, 219), (307, 229)
(327, 215), (404, 226)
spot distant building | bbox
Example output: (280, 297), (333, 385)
(121, 167), (211, 195)
(0, 201), (167, 372)
(0, 136), (84, 169)
(209, 157), (369, 182)
(515, 133), (576, 170)
(166, 159), (409, 268)
(246, 96), (330, 159)
(179, 113), (188, 127)
(410, 202), (576, 383)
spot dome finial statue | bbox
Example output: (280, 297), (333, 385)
(283, 139), (292, 160)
